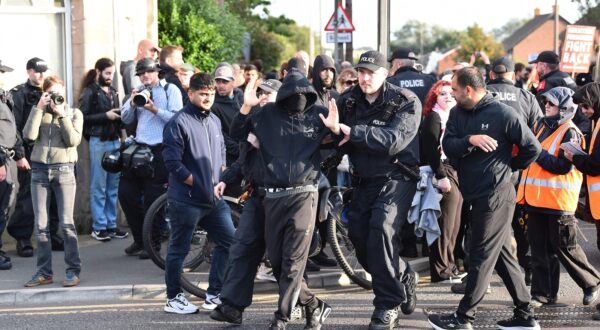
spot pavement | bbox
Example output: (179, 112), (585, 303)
(0, 232), (430, 306)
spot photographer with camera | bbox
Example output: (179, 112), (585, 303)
(22, 75), (84, 287)
(119, 57), (182, 259)
(79, 57), (128, 242)
(8, 57), (63, 258)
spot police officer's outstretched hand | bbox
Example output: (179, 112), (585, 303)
(469, 134), (498, 153)
(319, 99), (341, 135)
(241, 76), (261, 115)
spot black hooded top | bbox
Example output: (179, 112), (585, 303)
(229, 70), (331, 187)
(572, 82), (600, 176)
(310, 55), (339, 107)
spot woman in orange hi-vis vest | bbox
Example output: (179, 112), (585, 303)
(565, 82), (600, 321)
(517, 87), (600, 309)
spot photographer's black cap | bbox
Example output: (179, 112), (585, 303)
(356, 50), (388, 72)
(135, 57), (160, 76)
(0, 60), (14, 73)
(492, 56), (515, 73)
(388, 47), (418, 62)
(26, 57), (48, 73)
(529, 50), (559, 64)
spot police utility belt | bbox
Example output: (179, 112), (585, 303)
(261, 183), (318, 198)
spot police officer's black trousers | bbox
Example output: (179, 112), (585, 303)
(220, 194), (266, 310)
(512, 202), (531, 273)
(348, 177), (416, 310)
(0, 179), (14, 251)
(457, 183), (532, 321)
(527, 212), (600, 301)
(264, 191), (317, 321)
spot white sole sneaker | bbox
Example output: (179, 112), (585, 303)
(164, 304), (199, 314)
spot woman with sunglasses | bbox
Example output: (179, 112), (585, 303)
(335, 68), (358, 93)
(517, 86), (600, 308)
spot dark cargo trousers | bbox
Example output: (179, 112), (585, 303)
(264, 191), (317, 321)
(220, 194), (266, 310)
(0, 178), (14, 250)
(348, 177), (417, 309)
(457, 183), (532, 321)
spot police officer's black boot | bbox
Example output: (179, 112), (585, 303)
(400, 268), (418, 315)
(209, 303), (242, 324)
(368, 308), (399, 330)
(304, 298), (332, 330)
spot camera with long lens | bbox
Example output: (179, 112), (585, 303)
(132, 87), (152, 107)
(49, 91), (65, 105)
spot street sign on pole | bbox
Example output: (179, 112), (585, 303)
(560, 25), (596, 73)
(324, 4), (355, 32)
(326, 32), (352, 43)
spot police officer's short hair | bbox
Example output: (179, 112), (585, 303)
(454, 67), (486, 91)
(189, 73), (215, 91)
(514, 63), (525, 73)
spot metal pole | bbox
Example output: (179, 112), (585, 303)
(554, 0), (559, 54)
(377, 0), (390, 57)
(345, 0), (353, 62)
(333, 0), (340, 63)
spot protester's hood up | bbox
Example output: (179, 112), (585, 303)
(541, 87), (577, 125)
(573, 82), (600, 121)
(275, 70), (318, 114)
(310, 55), (337, 93)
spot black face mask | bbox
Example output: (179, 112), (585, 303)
(281, 93), (307, 114)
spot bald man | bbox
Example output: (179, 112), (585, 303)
(120, 39), (161, 96)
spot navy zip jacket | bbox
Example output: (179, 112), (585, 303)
(162, 102), (226, 207)
(442, 92), (541, 201)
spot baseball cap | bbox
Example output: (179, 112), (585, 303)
(135, 58), (160, 76)
(491, 57), (515, 73)
(529, 50), (559, 64)
(258, 79), (282, 93)
(388, 47), (418, 62)
(214, 65), (234, 81)
(356, 50), (388, 72)
(180, 63), (195, 72)
(0, 60), (14, 73)
(26, 57), (48, 73)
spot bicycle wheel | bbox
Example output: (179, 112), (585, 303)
(142, 193), (205, 270)
(327, 212), (372, 290)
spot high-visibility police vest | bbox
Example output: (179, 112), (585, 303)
(516, 120), (583, 212)
(587, 121), (600, 219)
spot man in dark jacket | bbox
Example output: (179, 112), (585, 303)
(229, 69), (335, 330)
(162, 73), (235, 314)
(159, 45), (189, 105)
(428, 67), (541, 330)
(336, 50), (422, 329)
(387, 47), (436, 105)
(530, 50), (576, 101)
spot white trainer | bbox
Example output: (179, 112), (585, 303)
(256, 264), (277, 282)
(202, 293), (221, 310)
(164, 293), (199, 314)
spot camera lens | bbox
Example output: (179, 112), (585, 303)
(132, 89), (150, 106)
(50, 92), (64, 105)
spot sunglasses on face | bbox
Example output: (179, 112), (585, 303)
(344, 79), (358, 86)
(545, 100), (557, 106)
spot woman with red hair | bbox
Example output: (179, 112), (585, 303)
(420, 80), (464, 282)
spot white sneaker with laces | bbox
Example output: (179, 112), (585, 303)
(164, 293), (199, 314)
(202, 293), (221, 310)
(256, 264), (277, 282)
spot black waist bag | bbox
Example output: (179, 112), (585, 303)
(122, 143), (154, 179)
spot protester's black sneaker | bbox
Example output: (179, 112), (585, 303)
(583, 285), (600, 305)
(310, 251), (337, 267)
(428, 313), (473, 330)
(368, 308), (399, 330)
(91, 230), (112, 241)
(210, 304), (242, 324)
(0, 251), (11, 270)
(16, 240), (34, 257)
(496, 315), (540, 330)
(400, 268), (418, 314)
(107, 228), (129, 239)
(125, 242), (144, 256)
(269, 317), (287, 330)
(304, 298), (332, 330)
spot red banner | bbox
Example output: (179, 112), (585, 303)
(560, 25), (596, 73)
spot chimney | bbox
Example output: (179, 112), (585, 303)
(534, 7), (540, 16)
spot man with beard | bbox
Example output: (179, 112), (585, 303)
(78, 57), (128, 241)
(8, 57), (63, 257)
(530, 51), (576, 100)
(162, 72), (235, 313)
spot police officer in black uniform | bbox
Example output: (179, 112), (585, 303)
(387, 47), (436, 105)
(8, 57), (62, 257)
(336, 51), (421, 330)
(529, 51), (576, 100)
(0, 60), (25, 270)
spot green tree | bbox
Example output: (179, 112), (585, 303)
(491, 18), (529, 42)
(572, 0), (600, 28)
(391, 21), (462, 55)
(456, 24), (504, 64)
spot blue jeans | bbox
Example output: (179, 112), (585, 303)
(31, 163), (81, 277)
(165, 198), (235, 299)
(89, 137), (120, 231)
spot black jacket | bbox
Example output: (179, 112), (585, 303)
(230, 71), (330, 187)
(78, 83), (121, 140)
(442, 93), (541, 201)
(159, 63), (189, 105)
(533, 70), (576, 101)
(486, 78), (542, 129)
(337, 81), (422, 178)
(310, 55), (339, 107)
(387, 67), (436, 105)
(10, 80), (41, 158)
(212, 88), (244, 166)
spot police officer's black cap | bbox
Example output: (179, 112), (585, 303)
(388, 47), (418, 62)
(135, 58), (160, 76)
(529, 50), (559, 64)
(0, 60), (14, 73)
(258, 79), (282, 93)
(356, 50), (388, 72)
(26, 57), (48, 73)
(491, 57), (515, 73)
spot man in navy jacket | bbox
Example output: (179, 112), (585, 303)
(161, 73), (235, 314)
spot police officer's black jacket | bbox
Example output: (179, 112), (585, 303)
(442, 93), (541, 201)
(78, 82), (121, 140)
(386, 66), (436, 105)
(159, 63), (189, 105)
(336, 81), (422, 178)
(310, 55), (339, 107)
(486, 78), (542, 129)
(533, 70), (576, 98)
(10, 80), (41, 158)
(213, 88), (244, 166)
(230, 71), (330, 188)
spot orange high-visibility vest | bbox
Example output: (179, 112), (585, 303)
(587, 121), (600, 220)
(517, 120), (583, 212)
